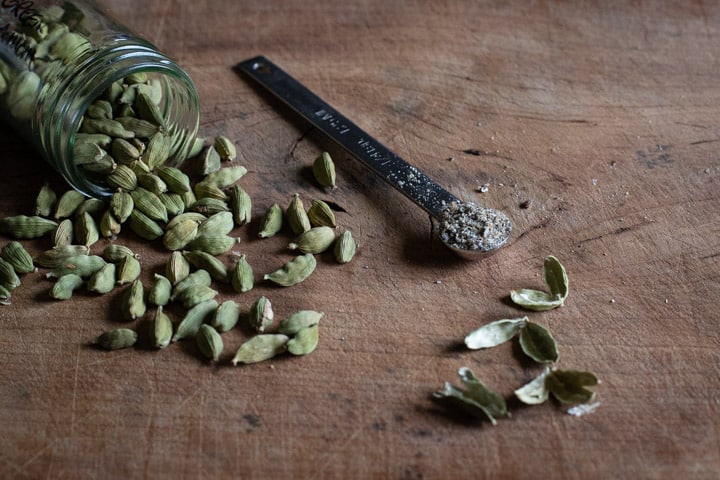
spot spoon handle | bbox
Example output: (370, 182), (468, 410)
(236, 56), (460, 219)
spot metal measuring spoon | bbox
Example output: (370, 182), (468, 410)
(236, 56), (512, 259)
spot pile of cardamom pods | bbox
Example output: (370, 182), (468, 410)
(0, 125), (356, 364)
(433, 256), (601, 423)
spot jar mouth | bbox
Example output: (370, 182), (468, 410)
(39, 43), (200, 198)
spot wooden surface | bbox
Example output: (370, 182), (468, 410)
(1, 1), (719, 478)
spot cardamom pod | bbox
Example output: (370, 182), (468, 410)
(34, 245), (90, 268)
(213, 135), (237, 162)
(544, 255), (569, 302)
(166, 212), (206, 231)
(76, 198), (106, 218)
(130, 187), (168, 222)
(34, 183), (57, 217)
(277, 310), (324, 335)
(464, 317), (528, 350)
(109, 191), (134, 223)
(264, 254), (316, 287)
(231, 334), (289, 365)
(120, 279), (146, 321)
(0, 241), (35, 274)
(102, 244), (138, 263)
(194, 183), (228, 201)
(87, 263), (116, 294)
(148, 273), (172, 306)
(165, 251), (190, 285)
(157, 166), (191, 194)
(80, 118), (134, 139)
(172, 299), (218, 342)
(158, 192), (185, 217)
(99, 210), (121, 237)
(190, 197), (230, 216)
(48, 255), (106, 278)
(334, 230), (357, 264)
(86, 99), (113, 120)
(115, 116), (161, 138)
(313, 151), (336, 188)
(514, 368), (551, 405)
(433, 367), (508, 425)
(257, 203), (283, 238)
(135, 92), (166, 127)
(53, 219), (74, 247)
(248, 296), (273, 333)
(288, 226), (335, 254)
(198, 146), (221, 175)
(106, 164), (138, 191)
(286, 324), (319, 356)
(54, 190), (86, 219)
(162, 219), (199, 251)
(74, 211), (99, 247)
(518, 321), (559, 364)
(307, 199), (336, 228)
(174, 283), (218, 310)
(0, 258), (21, 290)
(197, 211), (234, 237)
(94, 328), (137, 350)
(197, 166), (247, 189)
(0, 215), (58, 239)
(171, 269), (212, 301)
(183, 251), (228, 282)
(196, 324), (223, 361)
(50, 273), (83, 300)
(545, 369), (600, 405)
(230, 254), (254, 293)
(186, 234), (236, 255)
(127, 209), (164, 240)
(151, 306), (173, 349)
(116, 255), (142, 285)
(0, 284), (10, 305)
(229, 185), (251, 226)
(286, 193), (311, 235)
(143, 131), (172, 169)
(188, 137), (206, 158)
(7, 71), (40, 120)
(210, 300), (241, 333)
(137, 172), (168, 195)
(111, 137), (141, 165)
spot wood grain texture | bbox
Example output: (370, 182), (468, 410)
(1, 1), (719, 478)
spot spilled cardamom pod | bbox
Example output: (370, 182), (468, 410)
(313, 151), (336, 188)
(172, 299), (218, 342)
(277, 310), (323, 335)
(286, 193), (311, 235)
(148, 273), (172, 306)
(334, 230), (357, 264)
(165, 251), (190, 285)
(93, 328), (138, 350)
(230, 254), (254, 293)
(286, 324), (319, 356)
(151, 306), (173, 349)
(213, 135), (237, 162)
(264, 253), (316, 287)
(1, 241), (35, 274)
(196, 324), (223, 361)
(0, 215), (58, 239)
(210, 300), (241, 333)
(249, 296), (273, 333)
(87, 262), (116, 294)
(257, 203), (283, 239)
(34, 183), (57, 217)
(229, 185), (251, 226)
(307, 199), (336, 228)
(231, 334), (289, 365)
(183, 251), (228, 282)
(288, 226), (335, 254)
(50, 273), (84, 300)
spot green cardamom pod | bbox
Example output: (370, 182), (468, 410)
(313, 151), (336, 188)
(231, 334), (289, 365)
(50, 273), (84, 300)
(148, 274), (172, 306)
(197, 211), (234, 237)
(0, 215), (58, 239)
(120, 279), (146, 321)
(115, 116), (161, 138)
(230, 254), (254, 293)
(151, 306), (173, 349)
(99, 210), (122, 237)
(183, 251), (228, 282)
(194, 183), (228, 201)
(249, 296), (273, 333)
(174, 283), (219, 310)
(0, 284), (10, 305)
(106, 164), (138, 191)
(158, 192), (185, 217)
(135, 92), (166, 128)
(137, 172), (168, 195)
(80, 118), (135, 139)
(143, 132), (172, 170)
(433, 367), (508, 425)
(111, 137), (141, 165)
(75, 133), (112, 149)
(34, 245), (90, 269)
(188, 136), (206, 158)
(172, 299), (218, 342)
(166, 212), (205, 231)
(0, 241), (35, 274)
(288, 226), (335, 254)
(277, 310), (324, 335)
(210, 300), (240, 333)
(165, 251), (190, 285)
(127, 209), (164, 240)
(334, 230), (357, 264)
(518, 321), (559, 364)
(286, 193), (311, 235)
(34, 183), (57, 217)
(76, 198), (106, 218)
(87, 262), (116, 294)
(464, 317), (528, 350)
(514, 368), (551, 405)
(93, 328), (137, 350)
(116, 255), (142, 285)
(171, 268), (212, 301)
(7, 71), (40, 120)
(286, 324), (319, 356)
(229, 185), (251, 226)
(0, 258), (21, 290)
(74, 211), (99, 247)
(197, 166), (247, 189)
(199, 146), (221, 175)
(257, 203), (283, 239)
(53, 219), (74, 247)
(186, 234), (237, 256)
(162, 219), (199, 251)
(213, 135), (237, 162)
(109, 191), (134, 223)
(544, 255), (569, 302)
(130, 187), (168, 223)
(510, 256), (569, 311)
(196, 324), (224, 361)
(102, 244), (138, 263)
(86, 99), (113, 120)
(190, 197), (230, 216)
(545, 369), (600, 405)
(157, 166), (191, 194)
(48, 255), (105, 278)
(54, 190), (86, 219)
(307, 199), (337, 228)
(264, 254), (316, 287)
(50, 31), (90, 63)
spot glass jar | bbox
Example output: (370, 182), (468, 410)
(0, 1), (200, 197)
